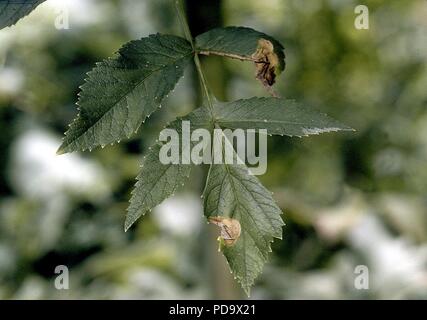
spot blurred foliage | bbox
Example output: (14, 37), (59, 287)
(0, 0), (426, 299)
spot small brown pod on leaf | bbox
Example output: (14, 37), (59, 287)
(208, 216), (241, 246)
(251, 38), (280, 87)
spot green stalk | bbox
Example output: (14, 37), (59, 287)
(175, 0), (214, 113)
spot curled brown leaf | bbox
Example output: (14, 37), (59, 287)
(252, 38), (280, 87)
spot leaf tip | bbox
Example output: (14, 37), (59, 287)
(124, 215), (135, 232)
(242, 285), (251, 298)
(56, 145), (67, 155)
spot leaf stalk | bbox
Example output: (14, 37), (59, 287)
(175, 0), (215, 113)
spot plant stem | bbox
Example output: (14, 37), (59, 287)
(175, 0), (193, 49)
(175, 0), (214, 112)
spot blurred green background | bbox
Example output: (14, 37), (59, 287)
(0, 0), (426, 299)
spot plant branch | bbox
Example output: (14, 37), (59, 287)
(175, 0), (214, 112)
(175, 0), (194, 49)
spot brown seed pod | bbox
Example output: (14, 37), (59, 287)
(209, 216), (241, 246)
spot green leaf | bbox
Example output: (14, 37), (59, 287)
(203, 152), (284, 296)
(125, 107), (212, 231)
(195, 27), (285, 86)
(125, 142), (191, 232)
(57, 34), (193, 154)
(214, 97), (354, 137)
(0, 0), (46, 29)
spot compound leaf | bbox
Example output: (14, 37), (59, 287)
(58, 34), (193, 154)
